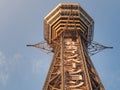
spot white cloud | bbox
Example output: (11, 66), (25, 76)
(12, 53), (22, 64)
(13, 53), (22, 60)
(32, 60), (41, 74)
(32, 57), (50, 74)
(0, 52), (9, 86)
(0, 52), (23, 86)
(0, 72), (9, 86)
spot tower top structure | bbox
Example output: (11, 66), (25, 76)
(44, 3), (94, 46)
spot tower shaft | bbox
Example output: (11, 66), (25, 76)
(26, 3), (113, 90)
(42, 3), (105, 90)
(43, 31), (104, 90)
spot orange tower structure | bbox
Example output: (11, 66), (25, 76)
(27, 3), (113, 90)
(43, 3), (104, 90)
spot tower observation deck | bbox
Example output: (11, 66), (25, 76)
(43, 3), (104, 90)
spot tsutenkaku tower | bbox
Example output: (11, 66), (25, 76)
(27, 2), (112, 90)
(43, 3), (104, 90)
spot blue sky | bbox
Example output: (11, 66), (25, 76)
(0, 0), (120, 90)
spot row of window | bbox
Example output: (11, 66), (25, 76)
(60, 5), (79, 10)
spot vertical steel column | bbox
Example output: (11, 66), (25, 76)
(61, 34), (65, 90)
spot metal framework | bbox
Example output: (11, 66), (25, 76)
(27, 40), (113, 56)
(27, 3), (113, 90)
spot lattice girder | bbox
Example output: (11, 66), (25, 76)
(42, 31), (104, 90)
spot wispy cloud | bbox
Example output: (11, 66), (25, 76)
(31, 56), (51, 75)
(0, 52), (9, 86)
(0, 52), (23, 86)
(32, 59), (42, 74)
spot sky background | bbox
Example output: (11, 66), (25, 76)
(0, 0), (120, 90)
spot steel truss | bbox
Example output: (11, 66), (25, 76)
(27, 40), (112, 56)
(27, 3), (113, 90)
(27, 31), (106, 90)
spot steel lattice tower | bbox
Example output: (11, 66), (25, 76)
(43, 3), (104, 90)
(27, 3), (112, 90)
